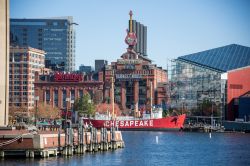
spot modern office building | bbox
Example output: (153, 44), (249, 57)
(10, 17), (76, 71)
(95, 60), (107, 72)
(170, 44), (250, 119)
(129, 15), (147, 56)
(9, 46), (47, 110)
(0, 0), (9, 126)
(79, 64), (93, 74)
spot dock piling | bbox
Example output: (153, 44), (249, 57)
(0, 124), (124, 158)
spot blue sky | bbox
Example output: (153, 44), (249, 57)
(10, 0), (250, 70)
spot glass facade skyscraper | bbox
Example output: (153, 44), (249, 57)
(10, 17), (76, 71)
(170, 44), (250, 118)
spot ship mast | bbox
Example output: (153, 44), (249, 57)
(111, 73), (115, 119)
(150, 80), (153, 117)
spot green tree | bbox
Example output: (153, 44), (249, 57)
(74, 93), (95, 117)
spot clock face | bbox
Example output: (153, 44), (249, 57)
(125, 32), (137, 46)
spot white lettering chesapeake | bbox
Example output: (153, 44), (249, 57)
(120, 121), (124, 127)
(135, 121), (138, 127)
(139, 121), (144, 126)
(130, 121), (134, 126)
(144, 120), (148, 126)
(110, 121), (115, 127)
(125, 121), (129, 127)
(149, 120), (153, 126)
(105, 121), (110, 127)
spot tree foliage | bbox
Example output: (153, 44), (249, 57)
(30, 102), (61, 120)
(9, 106), (31, 124)
(74, 93), (95, 117)
(9, 106), (30, 118)
(95, 103), (122, 116)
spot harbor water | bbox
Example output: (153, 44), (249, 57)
(1, 131), (250, 166)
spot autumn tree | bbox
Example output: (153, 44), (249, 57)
(30, 102), (61, 120)
(9, 106), (31, 124)
(95, 103), (122, 116)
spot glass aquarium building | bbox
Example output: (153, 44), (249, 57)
(170, 44), (250, 118)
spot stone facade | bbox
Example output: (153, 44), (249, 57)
(0, 0), (9, 126)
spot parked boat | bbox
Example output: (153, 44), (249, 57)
(83, 109), (186, 131)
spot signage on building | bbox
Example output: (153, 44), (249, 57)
(125, 64), (135, 70)
(54, 73), (83, 82)
(116, 74), (142, 80)
(117, 59), (142, 64)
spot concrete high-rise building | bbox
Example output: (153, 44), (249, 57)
(9, 46), (46, 110)
(0, 0), (9, 126)
(129, 20), (147, 56)
(95, 60), (108, 72)
(10, 17), (76, 72)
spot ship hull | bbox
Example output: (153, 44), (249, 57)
(84, 114), (186, 131)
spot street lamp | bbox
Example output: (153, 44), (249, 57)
(65, 98), (70, 120)
(181, 97), (185, 115)
(34, 96), (39, 127)
(70, 100), (74, 122)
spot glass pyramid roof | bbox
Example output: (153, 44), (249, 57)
(178, 44), (250, 72)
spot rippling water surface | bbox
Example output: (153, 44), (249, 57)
(1, 132), (250, 166)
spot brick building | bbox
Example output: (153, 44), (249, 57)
(9, 46), (47, 109)
(34, 72), (103, 112)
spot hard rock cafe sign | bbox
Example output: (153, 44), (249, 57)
(54, 73), (83, 82)
(125, 10), (137, 46)
(125, 32), (137, 46)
